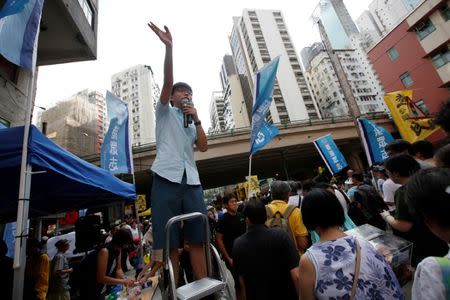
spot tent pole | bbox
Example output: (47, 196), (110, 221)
(247, 154), (253, 200)
(12, 69), (37, 300)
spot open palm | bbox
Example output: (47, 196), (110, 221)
(148, 22), (172, 46)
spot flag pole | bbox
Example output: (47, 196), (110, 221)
(12, 69), (37, 300)
(247, 154), (253, 200)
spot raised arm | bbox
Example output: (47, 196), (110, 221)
(148, 22), (173, 105)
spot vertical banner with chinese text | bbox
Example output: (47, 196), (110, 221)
(384, 90), (440, 143)
(357, 117), (394, 166)
(313, 134), (348, 174)
(101, 91), (133, 174)
(250, 56), (280, 155)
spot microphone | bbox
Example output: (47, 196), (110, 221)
(181, 98), (192, 128)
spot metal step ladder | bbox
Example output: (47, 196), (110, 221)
(163, 212), (227, 300)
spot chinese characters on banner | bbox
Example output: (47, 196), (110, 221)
(313, 134), (348, 174)
(101, 91), (133, 174)
(250, 56), (280, 155)
(384, 90), (440, 143)
(357, 118), (394, 166)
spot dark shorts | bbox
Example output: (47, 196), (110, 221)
(151, 172), (207, 250)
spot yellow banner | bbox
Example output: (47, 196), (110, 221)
(135, 194), (147, 212)
(384, 90), (440, 143)
(245, 175), (261, 197)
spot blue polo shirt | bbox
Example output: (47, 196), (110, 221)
(151, 101), (200, 185)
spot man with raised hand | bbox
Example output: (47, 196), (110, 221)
(144, 22), (208, 285)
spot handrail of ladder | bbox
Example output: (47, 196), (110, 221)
(164, 212), (213, 299)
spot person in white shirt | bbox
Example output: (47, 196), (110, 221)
(287, 181), (301, 207)
(406, 168), (450, 300)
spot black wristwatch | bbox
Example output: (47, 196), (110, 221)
(194, 120), (201, 126)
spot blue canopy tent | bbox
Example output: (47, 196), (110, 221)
(0, 125), (136, 221)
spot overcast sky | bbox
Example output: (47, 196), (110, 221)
(35, 0), (371, 129)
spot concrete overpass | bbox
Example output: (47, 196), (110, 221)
(84, 114), (396, 193)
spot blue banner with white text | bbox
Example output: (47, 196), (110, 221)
(250, 56), (280, 155)
(101, 91), (133, 174)
(357, 117), (394, 166)
(313, 134), (348, 174)
(0, 0), (44, 71)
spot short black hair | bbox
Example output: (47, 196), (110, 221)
(435, 99), (450, 133)
(411, 140), (434, 159)
(351, 172), (364, 183)
(270, 180), (291, 200)
(312, 182), (331, 190)
(384, 154), (420, 177)
(406, 168), (450, 229)
(243, 198), (267, 225)
(313, 173), (330, 184)
(302, 179), (315, 193)
(222, 193), (237, 206)
(171, 82), (192, 95)
(111, 229), (132, 248)
(288, 181), (299, 192)
(435, 144), (450, 168)
(302, 189), (345, 231)
(385, 139), (412, 155)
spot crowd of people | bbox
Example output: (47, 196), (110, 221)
(204, 137), (449, 299)
(2, 21), (450, 300)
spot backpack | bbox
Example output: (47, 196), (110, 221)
(265, 204), (296, 241)
(434, 257), (450, 299)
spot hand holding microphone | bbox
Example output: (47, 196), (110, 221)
(181, 98), (193, 128)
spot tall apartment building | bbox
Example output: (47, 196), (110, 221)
(302, 42), (386, 118)
(368, 0), (423, 35)
(356, 0), (423, 50)
(216, 55), (250, 131)
(368, 0), (450, 117)
(310, 0), (386, 117)
(38, 89), (105, 157)
(209, 91), (226, 133)
(230, 9), (320, 124)
(111, 65), (160, 147)
(356, 10), (384, 49)
(319, 0), (359, 49)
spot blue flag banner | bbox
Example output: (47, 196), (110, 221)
(101, 91), (133, 174)
(313, 134), (348, 174)
(2, 222), (16, 258)
(250, 56), (280, 155)
(0, 0), (44, 71)
(357, 117), (394, 166)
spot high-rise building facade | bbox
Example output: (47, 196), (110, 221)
(38, 89), (105, 157)
(368, 0), (450, 116)
(216, 55), (250, 132)
(368, 0), (423, 36)
(230, 9), (320, 123)
(209, 91), (226, 133)
(356, 10), (383, 49)
(319, 0), (359, 49)
(111, 65), (160, 147)
(302, 43), (386, 118)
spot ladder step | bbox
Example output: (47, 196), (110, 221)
(176, 277), (226, 300)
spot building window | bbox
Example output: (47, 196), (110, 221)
(415, 100), (430, 115)
(387, 47), (399, 61)
(400, 72), (413, 87)
(77, 0), (94, 28)
(439, 4), (450, 21)
(431, 47), (450, 69)
(415, 19), (436, 40)
(0, 55), (18, 83)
